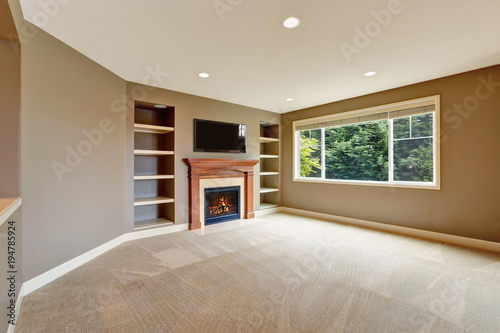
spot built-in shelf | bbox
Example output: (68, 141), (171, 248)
(260, 202), (278, 210)
(260, 137), (279, 143)
(134, 217), (174, 230)
(134, 196), (174, 206)
(134, 123), (174, 134)
(260, 187), (279, 194)
(133, 101), (175, 229)
(259, 122), (280, 211)
(134, 149), (174, 156)
(260, 172), (279, 176)
(134, 175), (174, 180)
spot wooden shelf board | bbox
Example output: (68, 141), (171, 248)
(0, 198), (20, 216)
(260, 187), (279, 194)
(260, 155), (279, 159)
(134, 218), (174, 230)
(134, 150), (174, 156)
(260, 172), (279, 176)
(0, 197), (22, 227)
(260, 137), (279, 143)
(260, 203), (278, 210)
(134, 123), (174, 134)
(134, 196), (174, 206)
(134, 175), (174, 180)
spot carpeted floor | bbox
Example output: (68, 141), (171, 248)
(16, 213), (500, 332)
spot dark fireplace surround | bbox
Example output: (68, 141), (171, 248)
(183, 158), (260, 230)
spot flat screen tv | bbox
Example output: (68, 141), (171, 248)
(194, 119), (246, 153)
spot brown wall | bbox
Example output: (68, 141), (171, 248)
(0, 40), (20, 197)
(125, 83), (281, 230)
(20, 23), (127, 280)
(0, 0), (17, 42)
(281, 65), (500, 243)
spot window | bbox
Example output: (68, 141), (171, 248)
(299, 129), (322, 178)
(293, 96), (440, 189)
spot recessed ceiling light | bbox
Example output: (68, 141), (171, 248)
(286, 98), (294, 102)
(282, 17), (301, 29)
(364, 71), (377, 77)
(199, 73), (210, 78)
(154, 104), (167, 109)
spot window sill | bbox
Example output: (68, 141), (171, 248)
(293, 178), (440, 190)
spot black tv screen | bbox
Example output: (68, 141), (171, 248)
(194, 119), (246, 153)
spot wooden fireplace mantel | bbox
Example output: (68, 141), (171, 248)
(183, 158), (260, 230)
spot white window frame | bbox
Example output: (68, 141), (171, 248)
(293, 95), (441, 190)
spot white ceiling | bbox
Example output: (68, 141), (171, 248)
(18, 0), (500, 113)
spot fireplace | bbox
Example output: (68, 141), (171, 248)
(183, 158), (260, 230)
(204, 186), (240, 225)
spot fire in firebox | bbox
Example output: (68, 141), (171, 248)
(208, 195), (236, 217)
(205, 186), (240, 224)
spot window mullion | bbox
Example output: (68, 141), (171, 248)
(321, 128), (326, 180)
(388, 119), (394, 183)
(295, 130), (299, 179)
(409, 116), (412, 138)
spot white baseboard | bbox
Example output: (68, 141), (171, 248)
(281, 207), (500, 254)
(22, 234), (127, 296)
(22, 223), (188, 296)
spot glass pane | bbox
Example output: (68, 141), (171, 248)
(411, 113), (433, 138)
(324, 121), (389, 181)
(393, 118), (410, 139)
(300, 141), (321, 178)
(394, 138), (433, 182)
(299, 130), (310, 142)
(311, 129), (321, 141)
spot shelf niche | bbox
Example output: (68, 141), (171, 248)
(259, 122), (280, 210)
(133, 101), (175, 229)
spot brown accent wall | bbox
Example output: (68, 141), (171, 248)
(281, 65), (500, 243)
(125, 83), (280, 230)
(0, 0), (17, 42)
(0, 39), (20, 197)
(20, 23), (127, 280)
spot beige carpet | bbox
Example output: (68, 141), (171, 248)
(16, 213), (500, 332)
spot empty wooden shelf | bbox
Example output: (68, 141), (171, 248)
(134, 175), (174, 180)
(260, 202), (278, 210)
(134, 150), (174, 156)
(134, 123), (174, 134)
(260, 187), (279, 194)
(260, 172), (279, 176)
(260, 137), (279, 143)
(134, 196), (174, 206)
